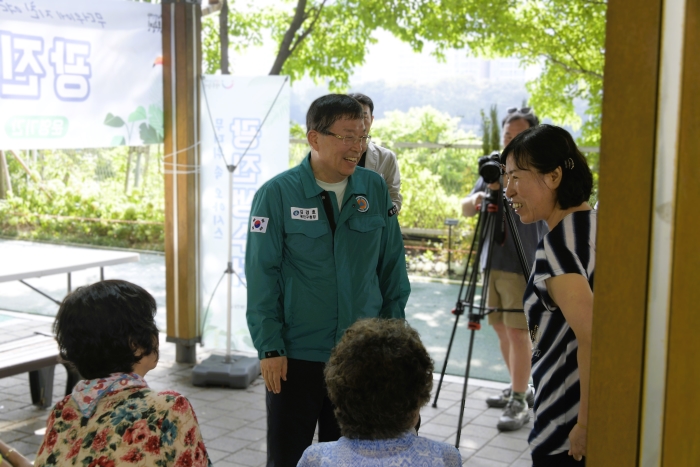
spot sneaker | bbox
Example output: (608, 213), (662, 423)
(497, 398), (530, 431)
(486, 386), (511, 408)
(486, 385), (535, 408)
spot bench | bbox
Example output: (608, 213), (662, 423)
(0, 334), (81, 409)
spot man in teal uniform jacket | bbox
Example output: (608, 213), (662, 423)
(246, 94), (411, 467)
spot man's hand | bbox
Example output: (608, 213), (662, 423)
(260, 356), (288, 394)
(462, 191), (486, 217)
(462, 181), (503, 217)
(473, 191), (487, 206)
(568, 423), (587, 461)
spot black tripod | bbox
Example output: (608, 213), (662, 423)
(432, 185), (531, 448)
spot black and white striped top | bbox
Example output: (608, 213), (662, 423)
(524, 210), (596, 457)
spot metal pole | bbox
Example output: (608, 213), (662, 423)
(19, 280), (61, 305)
(225, 165), (234, 364)
(447, 224), (453, 275)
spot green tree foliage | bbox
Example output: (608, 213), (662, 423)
(205, 0), (605, 143)
(370, 107), (481, 229)
(479, 105), (501, 154)
(433, 0), (607, 145)
(370, 106), (485, 272)
(204, 0), (372, 89)
(398, 156), (460, 230)
(0, 148), (165, 250)
(203, 0), (495, 90)
(203, 2), (267, 75)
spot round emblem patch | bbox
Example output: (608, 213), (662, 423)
(356, 196), (369, 212)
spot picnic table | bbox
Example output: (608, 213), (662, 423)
(0, 240), (139, 304)
(0, 240), (139, 407)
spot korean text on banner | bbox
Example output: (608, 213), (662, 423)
(199, 75), (290, 353)
(0, 0), (163, 149)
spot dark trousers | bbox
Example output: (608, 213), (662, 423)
(532, 452), (586, 467)
(266, 358), (341, 467)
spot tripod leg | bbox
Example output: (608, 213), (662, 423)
(433, 208), (488, 408)
(433, 257), (482, 408)
(453, 202), (498, 448)
(455, 327), (478, 448)
(432, 311), (461, 408)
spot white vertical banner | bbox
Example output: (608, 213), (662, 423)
(199, 75), (290, 353)
(0, 0), (162, 149)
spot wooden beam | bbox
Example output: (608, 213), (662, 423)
(162, 0), (202, 362)
(587, 0), (662, 463)
(663, 0), (700, 463)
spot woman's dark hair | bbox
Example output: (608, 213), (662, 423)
(325, 318), (433, 440)
(53, 280), (159, 380)
(306, 94), (363, 135)
(500, 124), (593, 209)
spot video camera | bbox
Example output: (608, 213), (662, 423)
(478, 151), (502, 185)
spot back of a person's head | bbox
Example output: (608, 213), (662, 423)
(347, 92), (374, 115)
(325, 318), (433, 440)
(501, 106), (539, 129)
(54, 279), (159, 379)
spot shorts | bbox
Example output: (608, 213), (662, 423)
(485, 269), (528, 330)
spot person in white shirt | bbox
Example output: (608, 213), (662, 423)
(348, 92), (402, 211)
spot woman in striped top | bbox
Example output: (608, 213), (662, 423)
(500, 124), (595, 466)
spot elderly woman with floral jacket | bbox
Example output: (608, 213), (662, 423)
(33, 280), (211, 467)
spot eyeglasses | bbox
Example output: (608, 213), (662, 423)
(322, 131), (371, 147)
(507, 107), (533, 115)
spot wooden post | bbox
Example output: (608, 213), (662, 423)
(589, 0), (699, 464)
(162, 0), (202, 363)
(587, 0), (661, 461)
(662, 0), (700, 463)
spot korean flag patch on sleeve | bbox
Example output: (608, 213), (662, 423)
(250, 217), (269, 233)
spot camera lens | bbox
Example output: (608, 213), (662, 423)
(480, 163), (501, 184)
(478, 152), (502, 184)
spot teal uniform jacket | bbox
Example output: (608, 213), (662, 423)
(245, 155), (411, 362)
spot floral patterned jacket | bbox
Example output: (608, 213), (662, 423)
(34, 375), (212, 467)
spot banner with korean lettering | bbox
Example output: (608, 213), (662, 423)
(0, 0), (162, 149)
(199, 75), (290, 353)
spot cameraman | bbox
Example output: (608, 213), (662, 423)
(461, 107), (544, 432)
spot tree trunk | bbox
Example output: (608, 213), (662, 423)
(269, 0), (308, 75)
(480, 109), (490, 154)
(489, 105), (500, 151)
(142, 145), (151, 190)
(134, 148), (143, 189)
(0, 150), (12, 199)
(7, 150), (51, 200)
(219, 0), (230, 74)
(125, 147), (133, 194)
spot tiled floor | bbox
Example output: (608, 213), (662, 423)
(0, 311), (533, 466)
